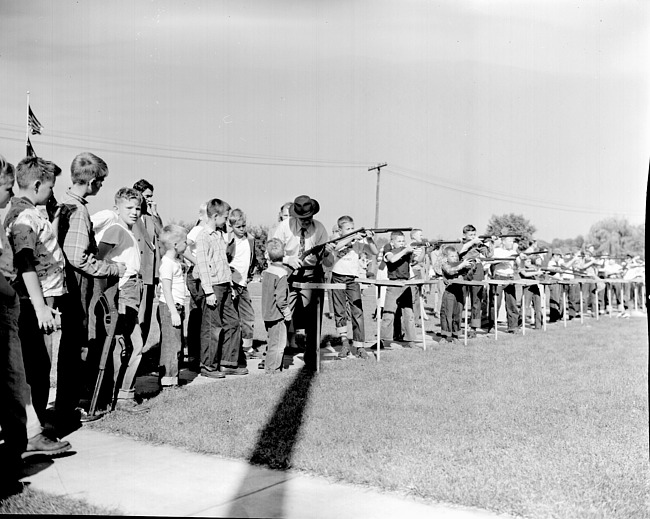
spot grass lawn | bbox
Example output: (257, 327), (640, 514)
(0, 486), (120, 515)
(90, 313), (649, 519)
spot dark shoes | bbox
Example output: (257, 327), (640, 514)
(22, 433), (71, 459)
(338, 343), (353, 359)
(114, 399), (150, 414)
(219, 367), (249, 376)
(201, 366), (226, 379)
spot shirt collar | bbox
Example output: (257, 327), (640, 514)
(64, 188), (88, 205)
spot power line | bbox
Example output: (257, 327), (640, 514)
(386, 164), (644, 217)
(0, 123), (370, 167)
(0, 133), (368, 169)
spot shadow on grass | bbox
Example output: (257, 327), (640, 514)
(225, 366), (316, 518)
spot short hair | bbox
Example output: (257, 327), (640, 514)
(278, 202), (293, 222)
(114, 187), (143, 205)
(410, 228), (422, 239)
(206, 198), (231, 217)
(462, 224), (476, 234)
(70, 152), (108, 184)
(443, 245), (458, 257)
(15, 157), (61, 189)
(390, 231), (404, 239)
(337, 215), (354, 227)
(133, 179), (154, 193)
(160, 224), (187, 251)
(266, 238), (285, 262)
(198, 202), (207, 216)
(0, 155), (15, 183)
(228, 208), (246, 226)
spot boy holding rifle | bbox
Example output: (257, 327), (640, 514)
(328, 216), (378, 359)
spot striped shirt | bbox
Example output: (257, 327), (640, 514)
(195, 227), (231, 295)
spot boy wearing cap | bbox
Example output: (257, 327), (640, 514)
(273, 195), (331, 370)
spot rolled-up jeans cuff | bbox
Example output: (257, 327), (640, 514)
(117, 389), (135, 400)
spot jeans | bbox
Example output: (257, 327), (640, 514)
(265, 319), (287, 373)
(331, 273), (365, 343)
(17, 297), (53, 421)
(548, 283), (563, 321)
(489, 278), (519, 331)
(113, 306), (144, 401)
(563, 283), (580, 318)
(159, 302), (185, 385)
(200, 283), (244, 370)
(287, 271), (323, 371)
(232, 284), (255, 346)
(0, 292), (28, 476)
(186, 273), (203, 366)
(380, 285), (416, 344)
(523, 285), (543, 328)
(440, 284), (464, 337)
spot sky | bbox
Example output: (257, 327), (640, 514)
(0, 0), (647, 242)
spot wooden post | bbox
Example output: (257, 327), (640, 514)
(608, 286), (613, 318)
(579, 286), (584, 324)
(368, 162), (387, 228)
(494, 289), (499, 341)
(521, 287), (526, 336)
(540, 283), (547, 332)
(315, 292), (321, 373)
(376, 290), (381, 362)
(419, 285), (426, 350)
(563, 291), (567, 328)
(464, 291), (469, 345)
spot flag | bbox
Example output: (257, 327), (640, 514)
(26, 137), (37, 157)
(28, 105), (43, 135)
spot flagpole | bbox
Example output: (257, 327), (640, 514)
(26, 90), (30, 152)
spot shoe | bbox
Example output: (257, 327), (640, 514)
(22, 433), (71, 459)
(466, 330), (477, 339)
(338, 343), (353, 359)
(78, 408), (103, 423)
(321, 343), (337, 354)
(445, 337), (455, 344)
(402, 342), (414, 349)
(114, 399), (150, 414)
(356, 347), (370, 359)
(201, 367), (226, 379)
(258, 360), (265, 369)
(220, 366), (249, 375)
(245, 348), (262, 359)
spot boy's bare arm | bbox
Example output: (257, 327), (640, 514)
(13, 249), (57, 332)
(161, 278), (181, 326)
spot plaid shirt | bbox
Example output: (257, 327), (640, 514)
(57, 189), (119, 278)
(195, 227), (231, 295)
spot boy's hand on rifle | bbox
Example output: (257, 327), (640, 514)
(324, 243), (336, 254)
(206, 294), (217, 307)
(285, 256), (302, 270)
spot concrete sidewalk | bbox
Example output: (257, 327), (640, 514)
(21, 427), (506, 519)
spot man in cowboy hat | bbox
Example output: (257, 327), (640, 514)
(273, 195), (332, 370)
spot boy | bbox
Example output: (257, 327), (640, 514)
(132, 179), (163, 352)
(56, 152), (125, 426)
(225, 209), (258, 357)
(458, 224), (493, 336)
(195, 198), (247, 378)
(439, 246), (473, 342)
(329, 216), (377, 359)
(518, 254), (544, 329)
(97, 188), (147, 412)
(4, 157), (66, 420)
(488, 234), (520, 333)
(380, 230), (417, 348)
(546, 249), (564, 322)
(409, 229), (428, 323)
(158, 225), (189, 388)
(261, 239), (292, 373)
(0, 156), (70, 489)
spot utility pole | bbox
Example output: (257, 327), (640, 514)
(368, 162), (387, 227)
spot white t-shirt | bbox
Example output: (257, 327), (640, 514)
(332, 241), (365, 277)
(91, 209), (119, 245)
(101, 223), (141, 288)
(158, 255), (188, 305)
(230, 236), (251, 286)
(491, 247), (517, 277)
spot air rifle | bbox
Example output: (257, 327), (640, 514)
(541, 267), (593, 278)
(411, 239), (461, 248)
(299, 227), (412, 261)
(477, 233), (523, 240)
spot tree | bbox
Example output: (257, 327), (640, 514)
(248, 224), (269, 274)
(484, 213), (537, 243)
(586, 218), (645, 258)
